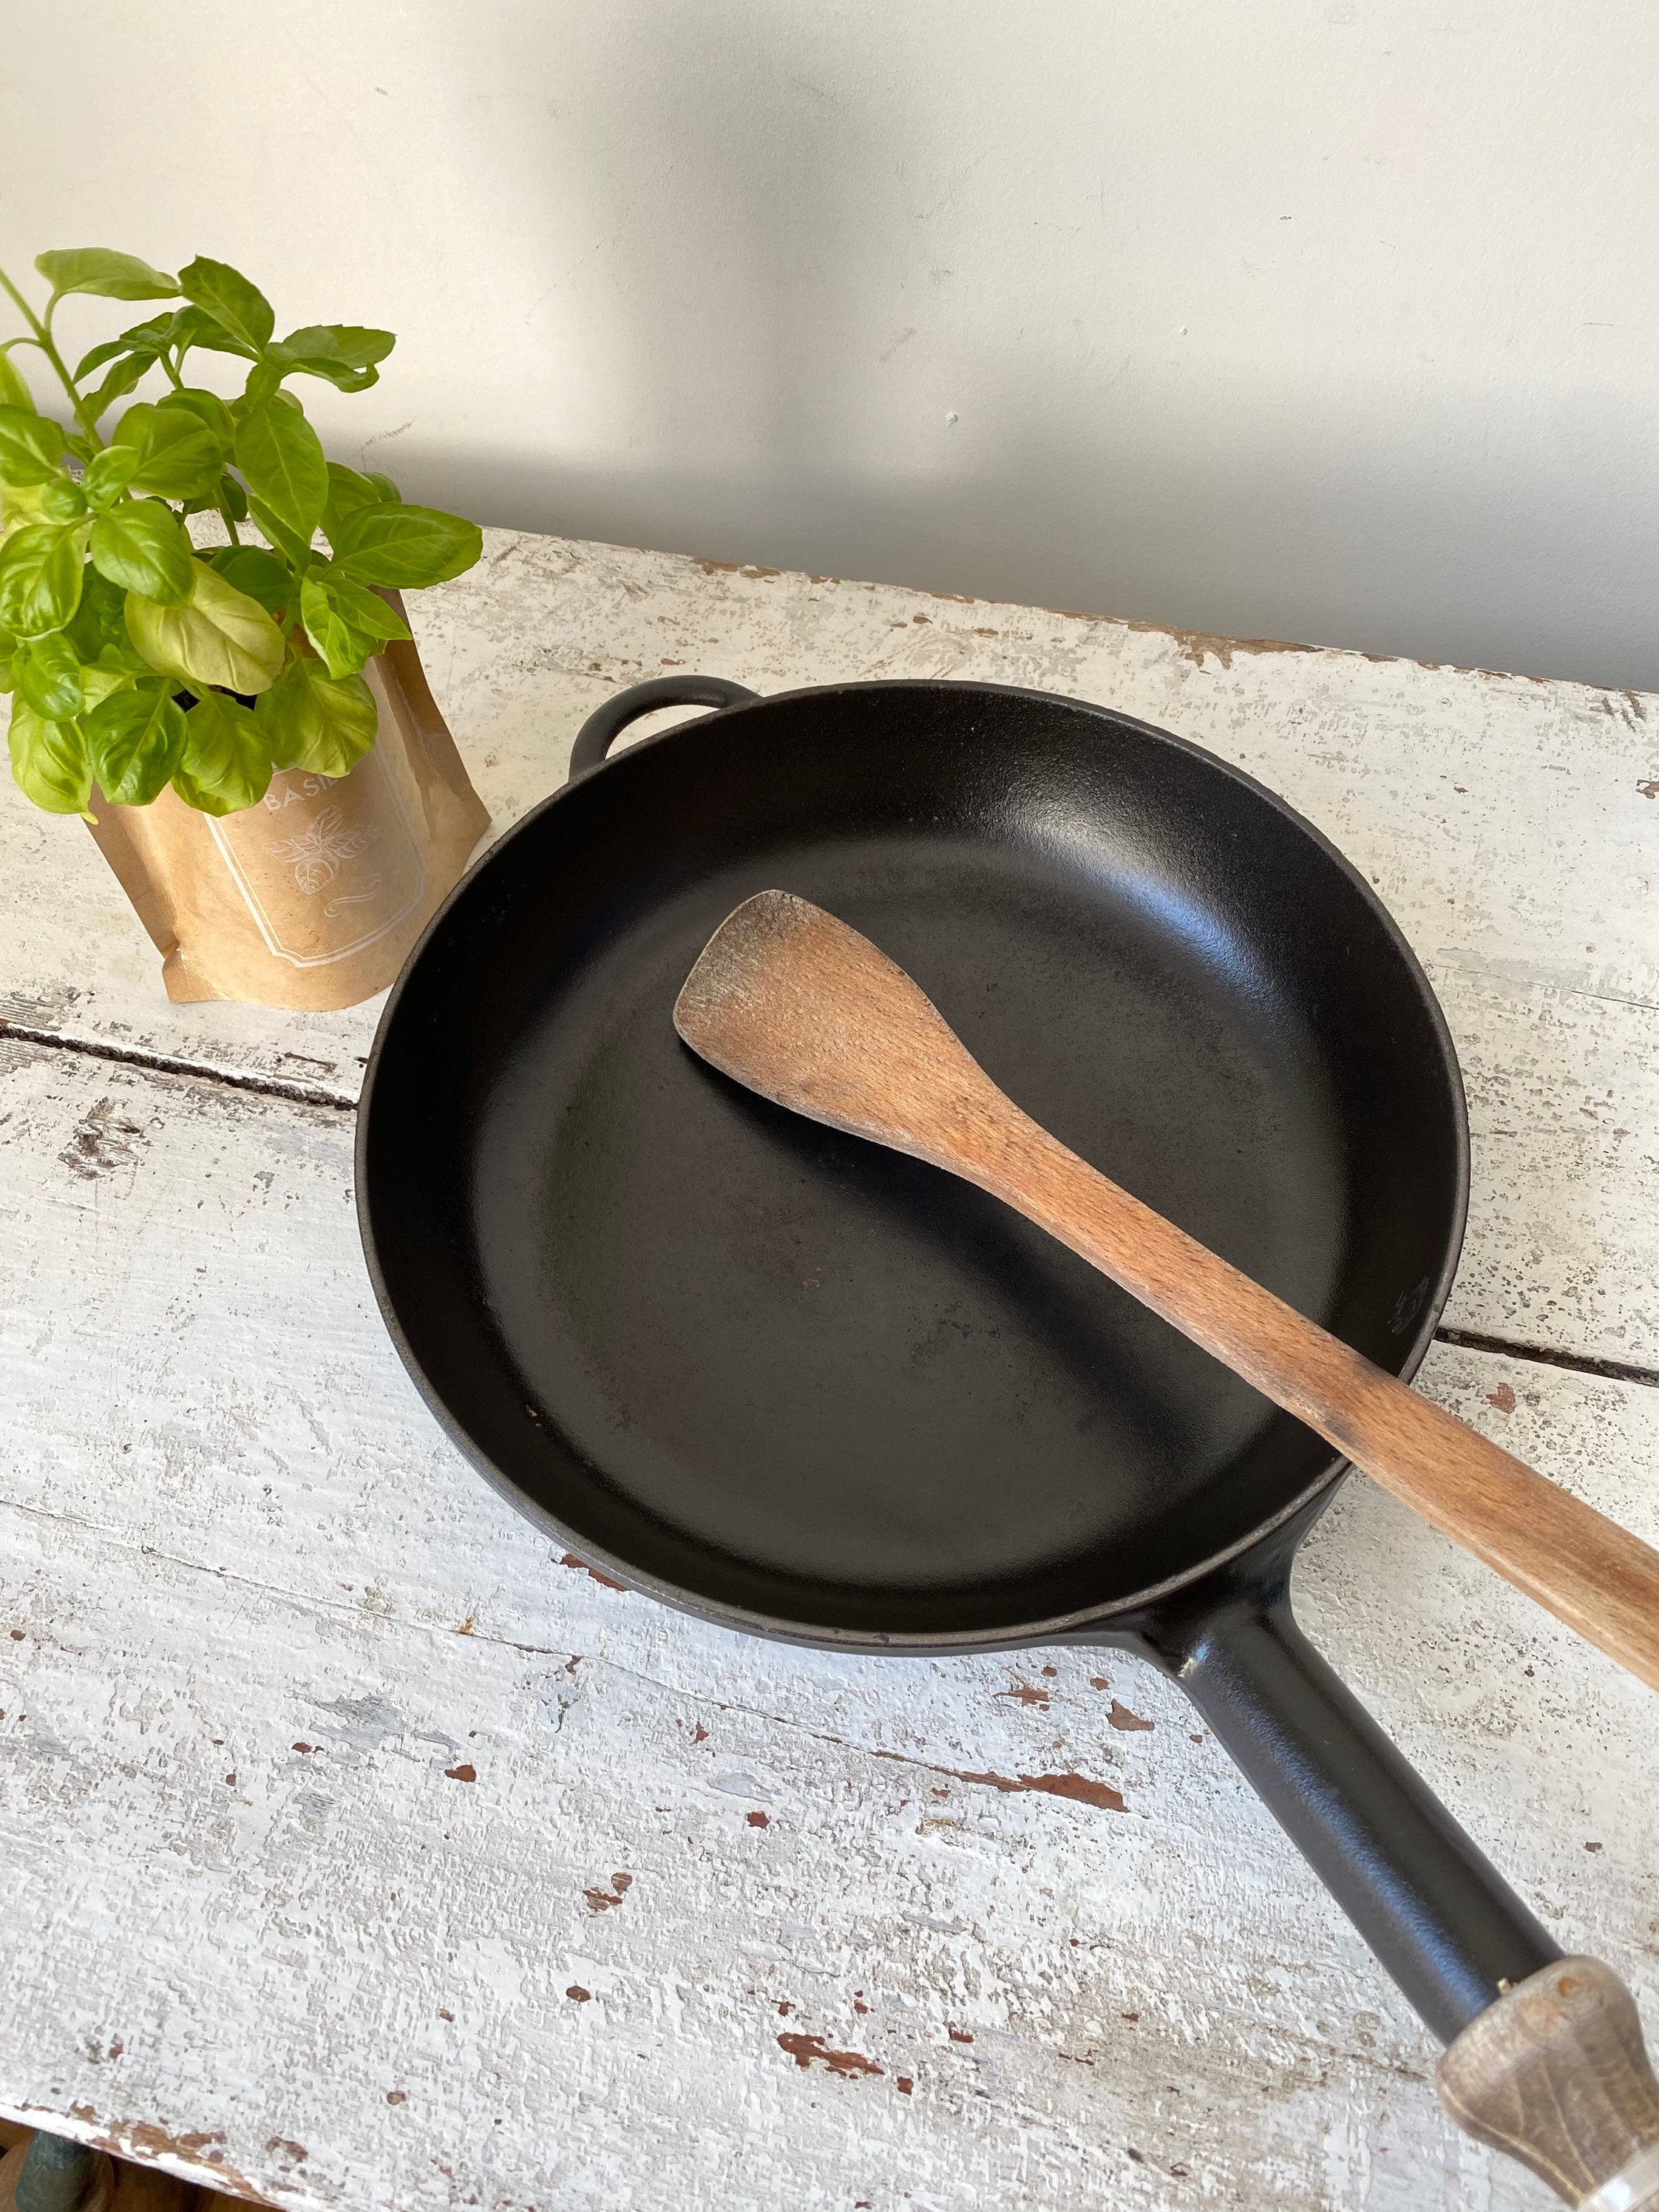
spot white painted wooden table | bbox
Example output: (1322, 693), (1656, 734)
(1, 537), (1656, 2212)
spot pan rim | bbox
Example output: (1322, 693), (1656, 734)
(357, 675), (1470, 1650)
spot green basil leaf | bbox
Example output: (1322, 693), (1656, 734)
(81, 446), (138, 509)
(330, 503), (483, 588)
(84, 679), (189, 806)
(38, 476), (88, 522)
(89, 501), (196, 603)
(81, 351), (155, 423)
(254, 659), (377, 778)
(0, 405), (67, 487)
(207, 544), (293, 614)
(8, 701), (92, 813)
(0, 350), (35, 413)
(171, 686), (273, 813)
(320, 461), (385, 546)
(13, 631), (86, 720)
(115, 399), (226, 499)
(0, 483), (53, 543)
(79, 662), (132, 710)
(299, 569), (410, 676)
(244, 495), (316, 571)
(97, 639), (150, 679)
(240, 361), (285, 410)
(269, 330), (392, 395)
(72, 315), (177, 382)
(61, 561), (129, 654)
(0, 523), (86, 636)
(73, 339), (129, 380)
(296, 586), (372, 679)
(160, 387), (236, 445)
(35, 248), (180, 302)
(219, 471), (249, 522)
(167, 304), (258, 362)
(177, 256), (274, 353)
(325, 573), (410, 641)
(125, 558), (285, 693)
(364, 470), (401, 503)
(124, 309), (183, 345)
(281, 325), (396, 372)
(233, 399), (327, 542)
(274, 357), (378, 395)
(63, 566), (128, 659)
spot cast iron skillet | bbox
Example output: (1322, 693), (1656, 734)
(359, 674), (1560, 2049)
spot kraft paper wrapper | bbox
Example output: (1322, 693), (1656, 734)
(86, 617), (489, 1011)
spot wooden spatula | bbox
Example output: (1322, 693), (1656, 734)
(675, 889), (1659, 1692)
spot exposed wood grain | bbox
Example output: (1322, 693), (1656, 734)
(1439, 1958), (1659, 2208)
(1, 1042), (1656, 2209)
(676, 891), (1659, 1692)
(3, 535), (1658, 1367)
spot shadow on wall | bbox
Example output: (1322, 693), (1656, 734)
(402, 418), (1659, 692)
(410, 1), (1659, 693)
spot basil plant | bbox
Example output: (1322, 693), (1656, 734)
(0, 248), (482, 817)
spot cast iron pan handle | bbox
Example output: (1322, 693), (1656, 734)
(1120, 1558), (1659, 2203)
(569, 675), (761, 780)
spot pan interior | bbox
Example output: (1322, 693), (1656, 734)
(362, 685), (1464, 1640)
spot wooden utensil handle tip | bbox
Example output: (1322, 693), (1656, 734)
(1439, 1958), (1659, 2207)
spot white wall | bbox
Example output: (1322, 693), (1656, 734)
(4, 0), (1657, 688)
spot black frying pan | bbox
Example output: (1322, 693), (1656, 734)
(359, 674), (1560, 2057)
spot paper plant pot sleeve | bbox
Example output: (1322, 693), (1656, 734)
(85, 620), (489, 1011)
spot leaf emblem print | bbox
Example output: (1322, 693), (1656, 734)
(271, 803), (380, 894)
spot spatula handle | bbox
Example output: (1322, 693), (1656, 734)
(970, 1115), (1659, 1692)
(1439, 1958), (1659, 2208)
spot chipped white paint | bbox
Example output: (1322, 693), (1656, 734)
(0, 540), (1656, 2211)
(2, 536), (1657, 1363)
(0, 1045), (1655, 2211)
